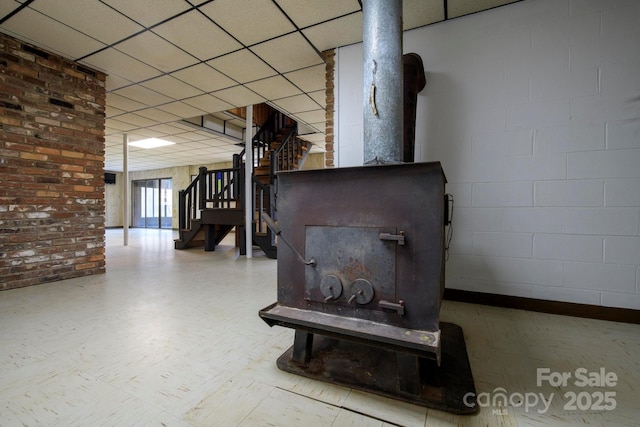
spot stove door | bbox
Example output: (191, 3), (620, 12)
(304, 225), (398, 310)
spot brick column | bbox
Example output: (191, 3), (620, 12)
(322, 49), (335, 168)
(0, 33), (106, 290)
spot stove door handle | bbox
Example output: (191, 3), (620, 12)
(379, 232), (405, 245)
(261, 212), (317, 267)
(379, 299), (405, 315)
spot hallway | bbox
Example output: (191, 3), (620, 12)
(0, 229), (637, 426)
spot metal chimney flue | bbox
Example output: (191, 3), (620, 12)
(363, 0), (403, 165)
(259, 0), (477, 414)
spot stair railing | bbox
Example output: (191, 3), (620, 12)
(269, 129), (310, 184)
(177, 107), (303, 254)
(200, 166), (241, 209)
(178, 176), (200, 232)
(253, 177), (272, 236)
(178, 165), (241, 237)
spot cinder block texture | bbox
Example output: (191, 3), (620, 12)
(335, 0), (640, 309)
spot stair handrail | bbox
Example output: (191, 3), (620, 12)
(179, 171), (201, 231)
(201, 166), (242, 208)
(253, 176), (272, 236)
(238, 110), (280, 169)
(269, 127), (311, 184)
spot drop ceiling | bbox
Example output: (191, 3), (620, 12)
(1, 0), (521, 172)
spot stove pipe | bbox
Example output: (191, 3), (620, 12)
(363, 0), (403, 165)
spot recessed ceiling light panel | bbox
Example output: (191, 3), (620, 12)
(128, 138), (175, 149)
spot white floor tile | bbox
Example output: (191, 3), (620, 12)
(0, 228), (637, 426)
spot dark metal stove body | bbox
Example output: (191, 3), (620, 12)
(261, 162), (446, 360)
(259, 162), (478, 414)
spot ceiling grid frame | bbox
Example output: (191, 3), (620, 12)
(0, 0), (522, 171)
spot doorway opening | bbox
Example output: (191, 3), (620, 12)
(132, 178), (172, 229)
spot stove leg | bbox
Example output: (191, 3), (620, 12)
(396, 352), (421, 395)
(292, 330), (314, 364)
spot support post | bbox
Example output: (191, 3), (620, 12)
(362, 0), (403, 165)
(122, 133), (129, 246)
(245, 104), (253, 258)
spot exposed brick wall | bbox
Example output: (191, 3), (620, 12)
(322, 49), (335, 168)
(0, 33), (106, 291)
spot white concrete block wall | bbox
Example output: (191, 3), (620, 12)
(335, 0), (640, 309)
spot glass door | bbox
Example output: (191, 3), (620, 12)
(132, 178), (172, 229)
(160, 179), (172, 228)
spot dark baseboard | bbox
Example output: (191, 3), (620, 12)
(443, 288), (640, 325)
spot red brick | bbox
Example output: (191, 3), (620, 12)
(0, 32), (106, 291)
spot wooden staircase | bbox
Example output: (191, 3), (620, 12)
(174, 107), (311, 258)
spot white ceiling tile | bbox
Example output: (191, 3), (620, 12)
(101, 0), (191, 27)
(163, 135), (191, 144)
(207, 49), (277, 84)
(171, 64), (236, 93)
(107, 118), (139, 132)
(203, 138), (231, 147)
(157, 101), (207, 118)
(131, 128), (165, 138)
(1, 9), (106, 59)
(125, 132), (153, 142)
(116, 113), (160, 128)
(152, 10), (242, 61)
(31, 0), (143, 45)
(300, 132), (326, 143)
(166, 121), (196, 132)
(293, 109), (326, 124)
(284, 64), (326, 92)
(308, 90), (326, 108)
(105, 105), (127, 118)
(82, 48), (162, 82)
(141, 75), (204, 100)
(182, 94), (234, 114)
(173, 131), (210, 142)
(251, 33), (324, 74)
(106, 75), (134, 91)
(271, 94), (321, 114)
(107, 93), (147, 111)
(403, 0), (445, 30)
(180, 141), (212, 150)
(211, 86), (266, 108)
(116, 31), (198, 73)
(303, 12), (363, 52)
(245, 76), (302, 100)
(275, 0), (360, 28)
(0, 3), (20, 17)
(134, 108), (182, 123)
(199, 0), (295, 46)
(145, 123), (188, 135)
(113, 85), (173, 107)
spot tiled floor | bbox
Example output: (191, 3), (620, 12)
(0, 228), (638, 426)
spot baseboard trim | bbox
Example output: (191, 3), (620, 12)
(443, 289), (640, 325)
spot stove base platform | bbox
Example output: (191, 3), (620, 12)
(275, 322), (478, 415)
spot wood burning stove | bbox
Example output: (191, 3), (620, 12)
(259, 163), (477, 413)
(261, 162), (446, 359)
(259, 0), (476, 414)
